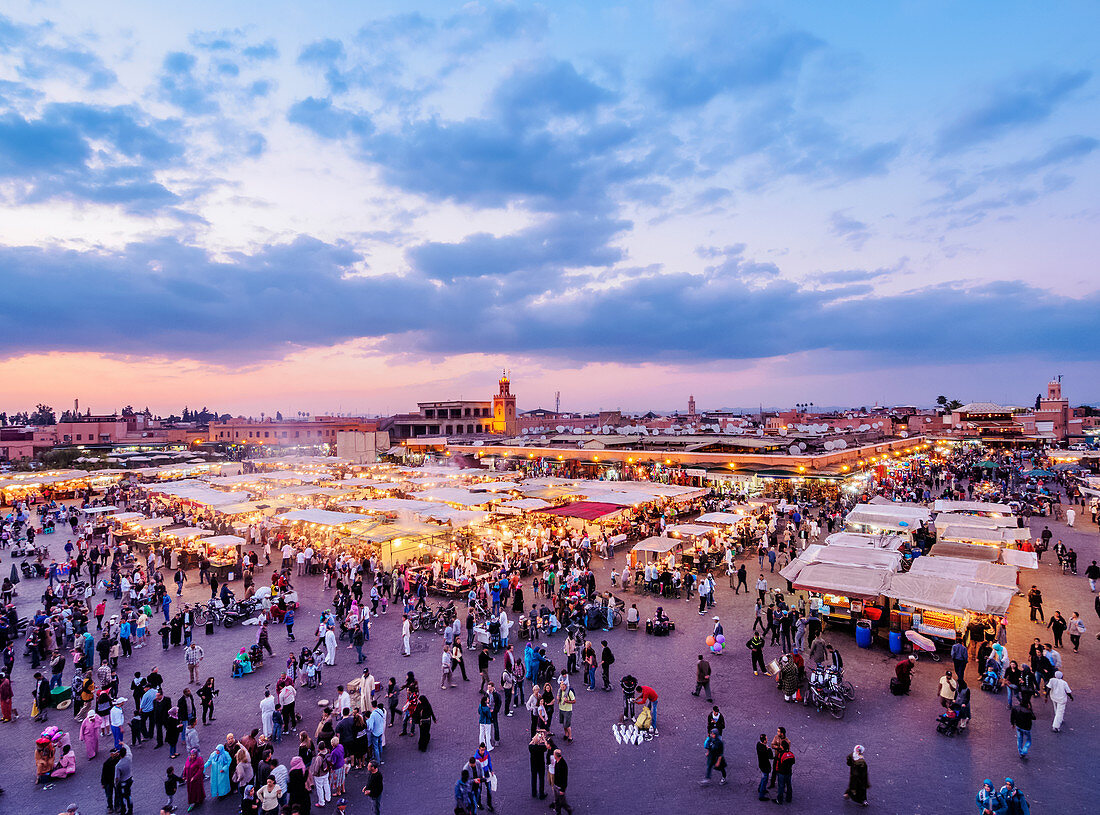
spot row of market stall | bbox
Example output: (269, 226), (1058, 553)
(776, 499), (1037, 648)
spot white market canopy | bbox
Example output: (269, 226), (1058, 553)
(146, 480), (250, 507)
(82, 505), (120, 514)
(203, 535), (244, 549)
(214, 501), (271, 516)
(417, 488), (500, 508)
(929, 541), (1038, 570)
(416, 507), (489, 527)
(780, 544), (902, 584)
(342, 498), (439, 514)
(885, 573), (1016, 617)
(845, 503), (931, 533)
(275, 509), (368, 528)
(130, 517), (174, 530)
(631, 536), (684, 554)
(938, 524), (1030, 546)
(693, 511), (747, 526)
(106, 512), (145, 523)
(935, 512), (1021, 531)
(908, 556), (1019, 590)
(822, 532), (905, 551)
(497, 498), (551, 512)
(932, 499), (1015, 516)
(665, 523), (715, 538)
(160, 526), (215, 540)
(789, 563), (892, 601)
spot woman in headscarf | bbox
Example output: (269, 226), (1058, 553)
(287, 756), (312, 815)
(80, 709), (103, 759)
(844, 744), (870, 806)
(165, 706), (182, 758)
(240, 783), (259, 815)
(50, 743), (76, 778)
(416, 694), (437, 752)
(182, 747), (206, 811)
(35, 737), (56, 784)
(204, 743), (232, 799)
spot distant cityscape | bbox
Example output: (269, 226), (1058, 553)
(2, 373), (1096, 470)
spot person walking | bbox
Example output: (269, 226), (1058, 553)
(735, 564), (748, 594)
(551, 749), (573, 814)
(755, 734), (772, 801)
(361, 760), (383, 815)
(976, 779), (1005, 815)
(1047, 612), (1067, 648)
(938, 670), (957, 709)
(1047, 670), (1073, 732)
(951, 637), (969, 680)
(692, 654), (713, 702)
(746, 633), (766, 676)
(699, 729), (726, 785)
(999, 778), (1029, 815)
(1085, 560), (1099, 593)
(1067, 612), (1086, 653)
(478, 694), (494, 751)
(1010, 698), (1036, 759)
(844, 745), (869, 806)
(401, 616), (411, 658)
(1027, 587), (1044, 623)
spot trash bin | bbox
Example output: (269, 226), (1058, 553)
(855, 619), (873, 649)
(889, 630), (903, 654)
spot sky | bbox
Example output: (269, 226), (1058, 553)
(0, 0), (1098, 417)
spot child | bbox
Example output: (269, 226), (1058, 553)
(610, 569), (619, 588)
(313, 649), (325, 686)
(272, 704), (284, 743)
(304, 660), (317, 689)
(164, 765), (183, 809)
(284, 608), (295, 641)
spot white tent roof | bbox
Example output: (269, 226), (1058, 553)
(846, 503), (931, 531)
(780, 544), (902, 583)
(130, 517), (174, 530)
(497, 498), (551, 512)
(885, 573), (1016, 617)
(275, 509), (367, 527)
(203, 535), (244, 548)
(789, 563), (892, 600)
(823, 532), (905, 551)
(106, 512), (145, 523)
(666, 523), (715, 538)
(342, 498), (440, 514)
(417, 488), (499, 507)
(82, 505), (120, 514)
(631, 536), (684, 554)
(909, 556), (1018, 590)
(933, 499), (1015, 516)
(160, 526), (215, 539)
(693, 512), (747, 526)
(938, 525), (1030, 545)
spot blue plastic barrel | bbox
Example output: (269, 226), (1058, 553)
(889, 630), (903, 654)
(855, 619), (873, 649)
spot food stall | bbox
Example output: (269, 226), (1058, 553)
(664, 523), (719, 571)
(201, 535), (245, 580)
(780, 546), (899, 626)
(629, 536), (685, 569)
(157, 526), (216, 570)
(844, 503), (931, 542)
(884, 572), (1016, 642)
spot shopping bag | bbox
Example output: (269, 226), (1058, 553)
(489, 772), (498, 792)
(635, 706), (651, 730)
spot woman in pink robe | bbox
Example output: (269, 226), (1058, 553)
(80, 712), (102, 759)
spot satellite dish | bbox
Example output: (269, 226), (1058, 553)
(837, 440), (847, 449)
(756, 429), (764, 436)
(789, 445), (799, 455)
(900, 431), (909, 438)
(556, 425), (565, 433)
(798, 442), (807, 451)
(778, 427), (788, 436)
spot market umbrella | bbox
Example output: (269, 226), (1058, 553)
(9, 563), (19, 585)
(974, 461), (999, 470)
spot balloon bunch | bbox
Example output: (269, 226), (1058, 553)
(705, 634), (726, 654)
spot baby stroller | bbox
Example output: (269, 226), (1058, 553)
(936, 705), (960, 737)
(980, 669), (1001, 694)
(488, 620), (502, 652)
